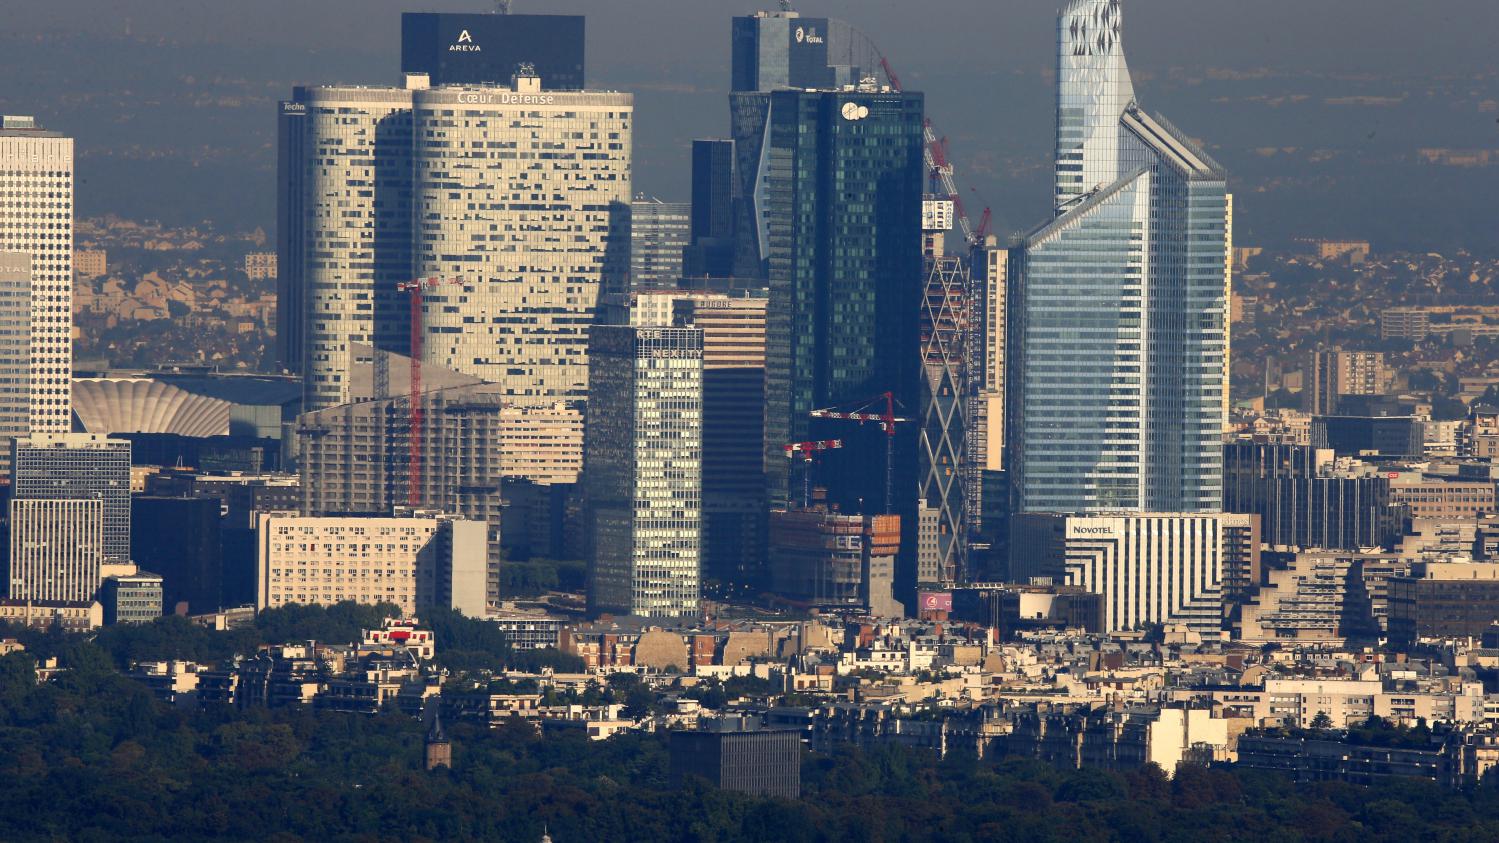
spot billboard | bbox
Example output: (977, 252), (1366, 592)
(918, 591), (953, 613)
(401, 13), (585, 89)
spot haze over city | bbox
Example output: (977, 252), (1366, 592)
(2, 1), (1499, 840)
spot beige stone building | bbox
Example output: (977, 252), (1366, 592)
(414, 76), (632, 406)
(255, 511), (487, 617)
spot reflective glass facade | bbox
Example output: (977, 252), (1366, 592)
(761, 89), (925, 518)
(585, 326), (703, 619)
(1011, 0), (1227, 516)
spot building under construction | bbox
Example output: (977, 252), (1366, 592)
(298, 354), (585, 610)
(918, 197), (969, 586)
(767, 506), (902, 616)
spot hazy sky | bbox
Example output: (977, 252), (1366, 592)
(7, 0), (1499, 251)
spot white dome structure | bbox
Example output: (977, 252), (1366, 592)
(72, 378), (231, 438)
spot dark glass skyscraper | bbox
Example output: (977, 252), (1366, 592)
(400, 13), (585, 88)
(1008, 0), (1228, 516)
(685, 139), (734, 278)
(728, 11), (887, 280)
(760, 87), (925, 598)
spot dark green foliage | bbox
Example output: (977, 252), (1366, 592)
(0, 659), (1498, 843)
(501, 557), (587, 596)
(2, 623), (1498, 839)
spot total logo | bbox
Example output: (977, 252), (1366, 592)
(841, 101), (871, 121)
(450, 29), (482, 52)
(794, 26), (824, 45)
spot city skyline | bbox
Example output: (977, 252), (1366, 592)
(5, 1), (1497, 254)
(5, 3), (1499, 836)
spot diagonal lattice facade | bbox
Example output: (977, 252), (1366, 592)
(919, 254), (969, 585)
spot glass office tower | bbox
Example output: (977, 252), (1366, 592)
(760, 87), (924, 604)
(1009, 0), (1228, 515)
(584, 326), (704, 619)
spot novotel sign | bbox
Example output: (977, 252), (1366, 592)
(454, 93), (556, 105)
(1068, 525), (1116, 537)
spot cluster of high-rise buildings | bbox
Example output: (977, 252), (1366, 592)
(263, 0), (1240, 627)
(40, 1), (1499, 654)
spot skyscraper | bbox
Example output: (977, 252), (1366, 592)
(760, 86), (925, 604)
(11, 433), (132, 562)
(585, 326), (703, 619)
(631, 290), (767, 588)
(288, 84), (416, 411)
(629, 197), (691, 292)
(413, 74), (632, 405)
(275, 99), (307, 375)
(0, 253), (31, 462)
(685, 139), (734, 279)
(282, 71), (631, 411)
(401, 13), (585, 89)
(1008, 0), (1228, 515)
(918, 200), (968, 585)
(0, 116), (71, 434)
(728, 11), (886, 280)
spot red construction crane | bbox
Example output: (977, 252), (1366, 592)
(808, 392), (909, 514)
(783, 439), (843, 508)
(396, 275), (463, 508)
(884, 59), (987, 249)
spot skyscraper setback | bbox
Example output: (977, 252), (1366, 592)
(1008, 0), (1229, 515)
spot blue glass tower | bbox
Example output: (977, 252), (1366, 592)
(1009, 0), (1228, 515)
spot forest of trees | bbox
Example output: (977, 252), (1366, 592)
(1, 607), (1499, 839)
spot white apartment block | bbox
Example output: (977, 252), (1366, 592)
(8, 497), (103, 602)
(256, 512), (488, 617)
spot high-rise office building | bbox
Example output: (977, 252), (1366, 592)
(7, 498), (103, 602)
(630, 197), (691, 292)
(12, 433), (131, 562)
(0, 116), (71, 434)
(631, 291), (767, 588)
(285, 84), (416, 411)
(918, 199), (967, 586)
(685, 139), (734, 278)
(761, 88), (924, 535)
(413, 74), (632, 404)
(1007, 0), (1228, 515)
(585, 326), (703, 619)
(0, 252), (31, 462)
(965, 241), (1006, 533)
(282, 71), (631, 411)
(401, 13), (585, 89)
(275, 100), (307, 375)
(728, 11), (886, 279)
